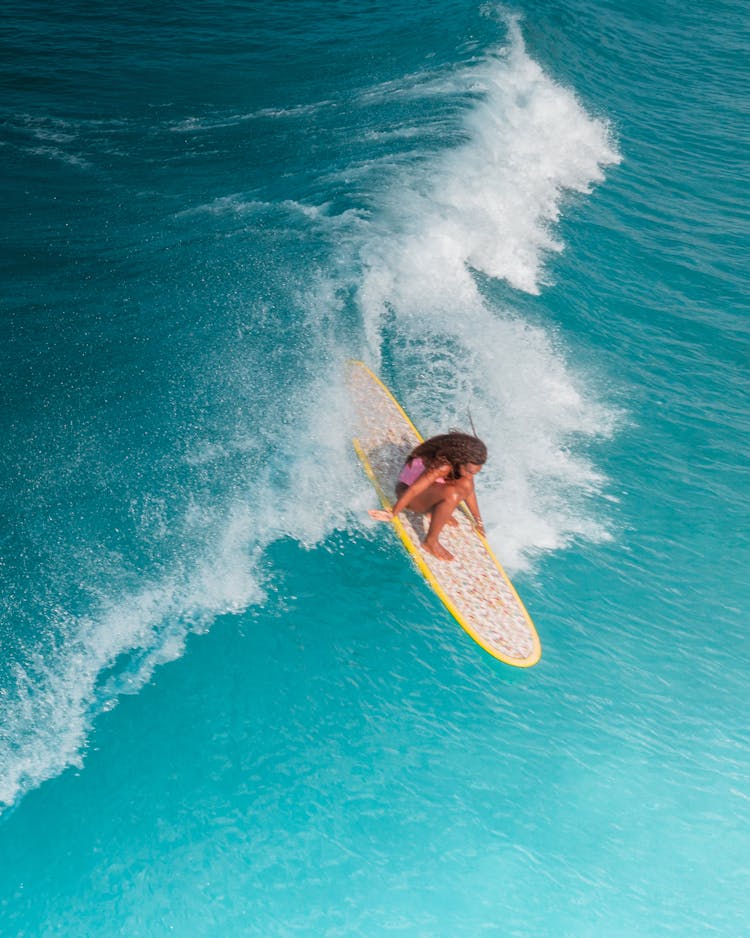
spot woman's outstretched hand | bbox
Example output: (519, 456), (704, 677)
(368, 508), (393, 522)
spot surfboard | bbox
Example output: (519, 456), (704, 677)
(349, 360), (541, 668)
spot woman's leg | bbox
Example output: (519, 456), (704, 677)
(398, 479), (472, 561)
(422, 487), (464, 560)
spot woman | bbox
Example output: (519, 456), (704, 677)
(369, 432), (487, 561)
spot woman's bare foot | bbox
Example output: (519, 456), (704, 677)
(422, 539), (454, 561)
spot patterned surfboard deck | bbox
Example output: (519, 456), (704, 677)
(349, 360), (541, 667)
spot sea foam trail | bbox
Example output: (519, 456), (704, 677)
(0, 23), (619, 810)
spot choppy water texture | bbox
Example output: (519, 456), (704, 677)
(1, 1), (748, 935)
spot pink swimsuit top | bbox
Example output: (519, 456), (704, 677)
(397, 456), (446, 487)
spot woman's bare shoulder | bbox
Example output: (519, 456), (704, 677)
(425, 462), (451, 479)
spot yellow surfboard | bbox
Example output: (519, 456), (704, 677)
(349, 360), (541, 667)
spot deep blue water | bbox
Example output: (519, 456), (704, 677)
(1, 1), (748, 934)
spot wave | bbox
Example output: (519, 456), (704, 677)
(351, 17), (620, 565)
(0, 19), (620, 810)
(0, 373), (361, 809)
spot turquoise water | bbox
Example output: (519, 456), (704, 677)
(1, 1), (748, 934)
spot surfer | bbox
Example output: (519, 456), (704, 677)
(369, 432), (487, 561)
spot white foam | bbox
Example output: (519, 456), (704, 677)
(359, 24), (619, 306)
(0, 498), (270, 806)
(350, 21), (620, 569)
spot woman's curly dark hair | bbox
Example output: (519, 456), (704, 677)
(407, 432), (487, 480)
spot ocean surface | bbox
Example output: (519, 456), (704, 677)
(1, 1), (748, 934)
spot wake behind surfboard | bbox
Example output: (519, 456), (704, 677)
(349, 360), (541, 668)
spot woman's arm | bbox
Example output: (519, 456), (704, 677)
(463, 486), (485, 535)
